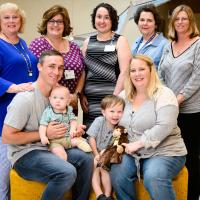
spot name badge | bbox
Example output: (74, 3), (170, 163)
(64, 70), (75, 79)
(104, 45), (115, 52)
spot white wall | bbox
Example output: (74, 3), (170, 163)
(0, 0), (140, 46)
(0, 0), (140, 123)
(71, 0), (139, 46)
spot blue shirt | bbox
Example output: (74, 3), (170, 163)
(0, 38), (38, 135)
(131, 33), (168, 69)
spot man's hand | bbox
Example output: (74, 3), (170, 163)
(46, 121), (66, 139)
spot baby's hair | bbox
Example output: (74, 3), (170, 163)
(51, 85), (69, 94)
(101, 95), (125, 110)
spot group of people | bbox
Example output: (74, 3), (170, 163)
(0, 2), (199, 200)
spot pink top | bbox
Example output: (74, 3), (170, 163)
(29, 36), (85, 93)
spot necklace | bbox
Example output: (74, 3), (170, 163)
(1, 32), (33, 76)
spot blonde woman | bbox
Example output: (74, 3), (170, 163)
(158, 5), (200, 200)
(110, 55), (187, 200)
(0, 3), (38, 199)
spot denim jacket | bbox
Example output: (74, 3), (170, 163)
(131, 32), (168, 69)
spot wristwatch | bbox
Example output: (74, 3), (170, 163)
(75, 91), (81, 98)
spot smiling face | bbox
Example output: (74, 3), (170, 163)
(0, 9), (21, 35)
(129, 58), (151, 91)
(138, 11), (156, 38)
(47, 14), (64, 38)
(49, 86), (70, 113)
(95, 7), (112, 34)
(102, 103), (124, 127)
(174, 11), (190, 35)
(38, 55), (64, 88)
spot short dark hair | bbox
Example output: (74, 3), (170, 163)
(134, 4), (163, 32)
(91, 3), (119, 31)
(38, 5), (73, 37)
(39, 50), (63, 64)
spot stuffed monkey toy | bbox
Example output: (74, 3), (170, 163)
(97, 125), (128, 171)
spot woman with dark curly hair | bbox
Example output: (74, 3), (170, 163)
(81, 3), (131, 129)
(29, 5), (85, 115)
(132, 4), (168, 69)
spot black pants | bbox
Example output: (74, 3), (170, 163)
(178, 112), (200, 200)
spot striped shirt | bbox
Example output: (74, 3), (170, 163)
(83, 34), (120, 127)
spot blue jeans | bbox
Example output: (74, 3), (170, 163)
(14, 148), (93, 200)
(110, 154), (186, 200)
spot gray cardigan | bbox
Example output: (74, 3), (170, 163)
(119, 86), (187, 159)
(158, 39), (200, 114)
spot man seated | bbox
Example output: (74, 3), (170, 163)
(2, 50), (93, 200)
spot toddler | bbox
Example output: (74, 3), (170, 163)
(87, 95), (125, 200)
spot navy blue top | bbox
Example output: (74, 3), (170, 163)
(0, 38), (38, 135)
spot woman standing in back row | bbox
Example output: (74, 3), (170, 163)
(158, 5), (200, 200)
(131, 4), (168, 69)
(29, 5), (85, 115)
(81, 3), (132, 128)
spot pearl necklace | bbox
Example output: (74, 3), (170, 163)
(1, 33), (33, 76)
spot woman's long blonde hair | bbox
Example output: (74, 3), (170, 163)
(124, 54), (162, 101)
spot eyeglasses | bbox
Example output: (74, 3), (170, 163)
(48, 19), (64, 25)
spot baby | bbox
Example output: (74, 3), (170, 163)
(39, 85), (91, 160)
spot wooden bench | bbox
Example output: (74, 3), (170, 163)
(10, 166), (188, 200)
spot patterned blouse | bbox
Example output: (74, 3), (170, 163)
(29, 36), (85, 93)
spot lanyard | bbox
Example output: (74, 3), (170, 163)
(136, 32), (157, 53)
